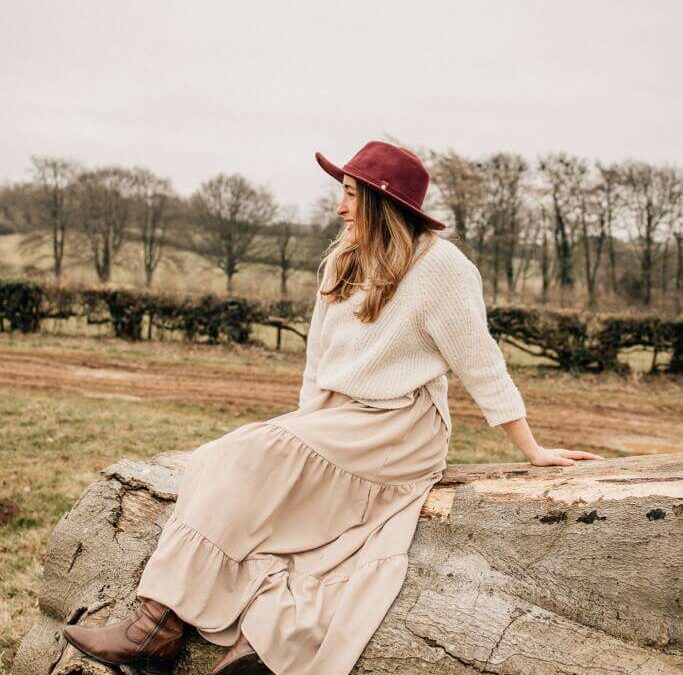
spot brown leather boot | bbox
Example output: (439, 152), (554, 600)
(209, 632), (271, 674)
(63, 596), (185, 674)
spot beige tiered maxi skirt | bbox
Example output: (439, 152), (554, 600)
(136, 384), (449, 675)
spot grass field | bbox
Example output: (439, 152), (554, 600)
(0, 233), (318, 303)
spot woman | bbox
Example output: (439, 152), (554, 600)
(63, 140), (603, 675)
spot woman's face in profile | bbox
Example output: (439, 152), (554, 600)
(336, 174), (358, 242)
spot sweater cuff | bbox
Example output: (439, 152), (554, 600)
(482, 390), (527, 427)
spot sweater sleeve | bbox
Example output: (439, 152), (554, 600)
(422, 248), (527, 427)
(298, 254), (333, 408)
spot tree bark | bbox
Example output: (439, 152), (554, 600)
(13, 452), (683, 674)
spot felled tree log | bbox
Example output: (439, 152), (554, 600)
(13, 451), (683, 674)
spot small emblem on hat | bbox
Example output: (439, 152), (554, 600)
(380, 182), (388, 190)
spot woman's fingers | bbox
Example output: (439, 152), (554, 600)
(531, 448), (604, 467)
(531, 454), (574, 466)
(558, 449), (604, 461)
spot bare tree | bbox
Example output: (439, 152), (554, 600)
(663, 172), (683, 312)
(307, 186), (344, 263)
(269, 205), (302, 298)
(191, 173), (277, 294)
(676, 239), (683, 314)
(481, 153), (528, 301)
(621, 161), (681, 306)
(129, 168), (174, 287)
(74, 167), (134, 283)
(514, 203), (545, 299)
(0, 181), (36, 235)
(427, 150), (485, 248)
(23, 157), (81, 279)
(573, 162), (608, 310)
(538, 153), (587, 304)
(660, 234), (671, 296)
(309, 186), (342, 236)
(596, 162), (624, 297)
(539, 214), (552, 304)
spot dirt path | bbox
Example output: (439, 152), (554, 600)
(0, 347), (301, 410)
(1, 344), (681, 456)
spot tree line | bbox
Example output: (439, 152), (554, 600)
(0, 149), (681, 312)
(427, 149), (681, 311)
(0, 157), (339, 296)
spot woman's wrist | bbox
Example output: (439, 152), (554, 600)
(499, 417), (542, 460)
(520, 443), (544, 462)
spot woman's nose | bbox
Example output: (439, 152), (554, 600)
(336, 201), (346, 215)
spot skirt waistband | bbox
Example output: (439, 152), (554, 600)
(352, 384), (428, 410)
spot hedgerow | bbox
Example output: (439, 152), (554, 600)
(0, 278), (680, 373)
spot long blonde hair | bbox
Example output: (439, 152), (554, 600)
(316, 181), (438, 323)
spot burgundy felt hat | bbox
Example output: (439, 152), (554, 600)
(315, 140), (447, 231)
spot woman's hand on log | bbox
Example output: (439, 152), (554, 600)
(499, 418), (604, 466)
(528, 446), (604, 467)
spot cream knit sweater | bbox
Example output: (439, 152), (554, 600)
(298, 233), (527, 438)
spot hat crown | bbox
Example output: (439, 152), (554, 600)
(314, 139), (446, 230)
(342, 141), (429, 209)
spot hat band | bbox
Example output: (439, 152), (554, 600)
(343, 164), (424, 210)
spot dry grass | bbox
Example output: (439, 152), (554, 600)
(0, 234), (317, 303)
(0, 389), (260, 672)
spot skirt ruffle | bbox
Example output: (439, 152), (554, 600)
(137, 386), (448, 675)
(138, 512), (413, 675)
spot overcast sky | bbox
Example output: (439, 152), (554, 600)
(2, 0), (681, 221)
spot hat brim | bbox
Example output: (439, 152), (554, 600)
(314, 150), (447, 231)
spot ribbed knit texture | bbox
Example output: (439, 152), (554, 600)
(298, 234), (527, 437)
